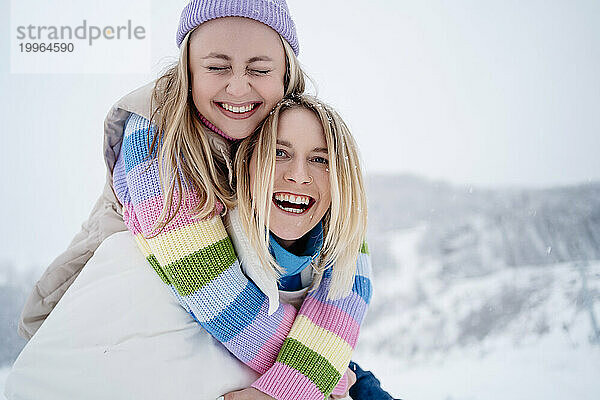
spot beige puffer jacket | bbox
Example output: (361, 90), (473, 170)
(18, 82), (157, 340)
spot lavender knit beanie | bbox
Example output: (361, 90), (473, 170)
(176, 0), (299, 55)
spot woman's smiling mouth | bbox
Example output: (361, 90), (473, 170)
(273, 192), (315, 215)
(215, 101), (262, 119)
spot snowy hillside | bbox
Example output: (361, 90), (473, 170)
(358, 175), (600, 399)
(367, 175), (600, 270)
(2, 175), (600, 399)
(356, 228), (600, 398)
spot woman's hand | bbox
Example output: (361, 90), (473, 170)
(331, 367), (357, 399)
(219, 388), (275, 400)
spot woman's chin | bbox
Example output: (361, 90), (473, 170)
(270, 227), (304, 243)
(272, 231), (300, 241)
(214, 114), (263, 140)
(221, 125), (254, 140)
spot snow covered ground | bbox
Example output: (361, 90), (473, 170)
(353, 224), (600, 399)
(356, 332), (600, 400)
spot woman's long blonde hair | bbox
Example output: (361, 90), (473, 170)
(235, 95), (368, 299)
(145, 30), (305, 236)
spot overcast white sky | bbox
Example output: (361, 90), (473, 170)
(1, 0), (599, 268)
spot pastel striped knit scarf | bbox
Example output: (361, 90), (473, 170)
(112, 113), (372, 399)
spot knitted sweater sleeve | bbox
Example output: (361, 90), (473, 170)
(112, 114), (372, 400)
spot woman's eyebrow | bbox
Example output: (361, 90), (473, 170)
(276, 140), (328, 153)
(200, 54), (273, 63)
(247, 56), (273, 63)
(201, 53), (230, 60)
(276, 139), (292, 147)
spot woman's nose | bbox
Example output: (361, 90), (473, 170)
(226, 75), (251, 97)
(284, 162), (312, 184)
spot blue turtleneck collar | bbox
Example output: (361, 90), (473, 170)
(269, 222), (323, 289)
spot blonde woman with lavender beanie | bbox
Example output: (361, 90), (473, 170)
(9, 1), (395, 399)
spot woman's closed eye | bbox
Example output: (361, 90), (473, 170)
(205, 66), (271, 76)
(206, 66), (229, 72)
(248, 68), (272, 76)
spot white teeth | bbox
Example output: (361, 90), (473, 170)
(277, 205), (304, 214)
(273, 193), (313, 214)
(221, 103), (255, 113)
(274, 193), (310, 205)
(293, 195), (309, 205)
